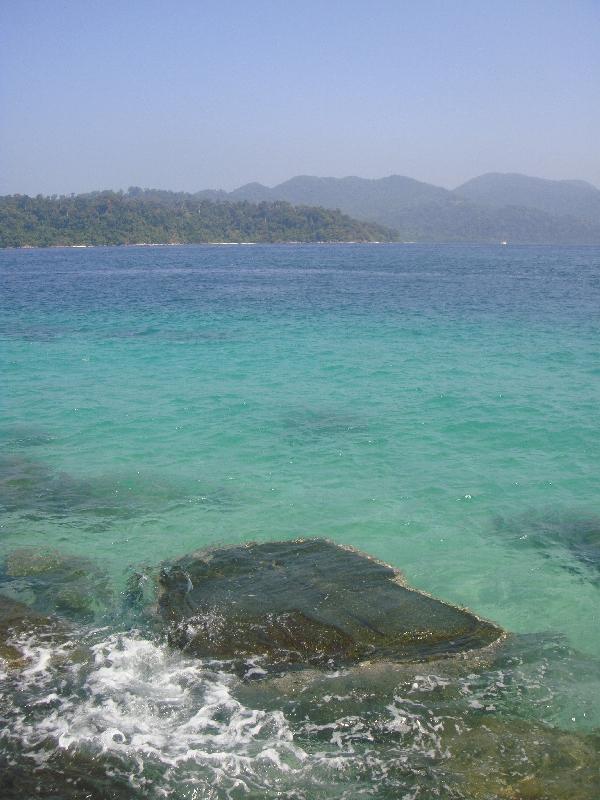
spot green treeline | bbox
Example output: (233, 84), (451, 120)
(0, 189), (393, 248)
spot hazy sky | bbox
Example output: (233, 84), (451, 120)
(1, 0), (599, 195)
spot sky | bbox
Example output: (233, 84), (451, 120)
(1, 0), (599, 195)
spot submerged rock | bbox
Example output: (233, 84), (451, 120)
(281, 406), (369, 444)
(4, 547), (68, 577)
(158, 538), (503, 670)
(231, 643), (600, 800)
(0, 594), (63, 667)
(443, 714), (600, 800)
(0, 454), (88, 515)
(0, 749), (140, 800)
(0, 453), (238, 524)
(0, 424), (54, 448)
(2, 547), (113, 622)
(495, 511), (600, 581)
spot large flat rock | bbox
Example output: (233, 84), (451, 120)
(158, 539), (503, 669)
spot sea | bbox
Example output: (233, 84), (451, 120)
(1, 243), (599, 798)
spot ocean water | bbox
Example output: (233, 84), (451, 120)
(1, 244), (599, 798)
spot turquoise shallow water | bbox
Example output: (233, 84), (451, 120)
(1, 244), (599, 798)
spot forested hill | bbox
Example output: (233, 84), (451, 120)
(5, 180), (600, 247)
(198, 173), (600, 244)
(0, 190), (393, 248)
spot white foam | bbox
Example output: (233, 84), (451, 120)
(5, 629), (557, 797)
(66, 635), (296, 758)
(2, 630), (308, 793)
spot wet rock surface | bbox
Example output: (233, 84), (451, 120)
(159, 538), (504, 669)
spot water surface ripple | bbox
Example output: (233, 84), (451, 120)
(1, 244), (599, 797)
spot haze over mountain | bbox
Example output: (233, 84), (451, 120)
(195, 172), (600, 244)
(3, 172), (600, 247)
(455, 173), (600, 222)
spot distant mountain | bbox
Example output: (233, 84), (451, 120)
(0, 191), (393, 248)
(194, 172), (600, 243)
(229, 182), (275, 202)
(454, 173), (600, 222)
(5, 172), (600, 247)
(219, 175), (449, 229)
(390, 197), (600, 244)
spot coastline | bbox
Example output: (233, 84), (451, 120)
(7, 240), (600, 251)
(5, 240), (393, 250)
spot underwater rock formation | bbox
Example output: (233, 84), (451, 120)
(0, 748), (140, 800)
(2, 547), (113, 621)
(0, 454), (89, 515)
(158, 538), (503, 670)
(0, 594), (64, 667)
(0, 453), (238, 524)
(495, 510), (600, 582)
(442, 714), (600, 800)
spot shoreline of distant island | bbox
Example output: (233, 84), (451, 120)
(8, 242), (600, 253)
(10, 240), (395, 249)
(2, 172), (600, 247)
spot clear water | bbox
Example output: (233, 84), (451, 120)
(1, 244), (599, 798)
